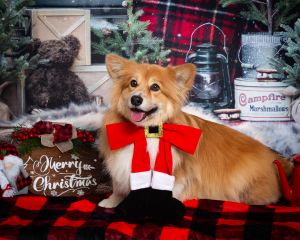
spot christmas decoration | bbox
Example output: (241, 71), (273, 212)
(106, 122), (201, 221)
(186, 42), (234, 110)
(92, 0), (170, 64)
(25, 35), (91, 112)
(0, 143), (31, 197)
(22, 147), (108, 197)
(0, 0), (34, 117)
(270, 19), (300, 123)
(220, 0), (300, 34)
(12, 121), (95, 154)
(221, 0), (300, 79)
(271, 19), (300, 88)
(10, 121), (109, 197)
(0, 0), (33, 83)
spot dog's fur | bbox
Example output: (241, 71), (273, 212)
(99, 54), (292, 208)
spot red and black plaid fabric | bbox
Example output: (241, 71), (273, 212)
(15, 173), (32, 191)
(0, 143), (18, 157)
(33, 121), (73, 143)
(0, 195), (299, 239)
(53, 124), (73, 144)
(32, 121), (53, 134)
(134, 0), (262, 81)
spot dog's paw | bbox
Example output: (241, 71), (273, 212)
(98, 194), (123, 208)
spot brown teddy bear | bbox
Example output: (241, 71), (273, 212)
(26, 35), (91, 112)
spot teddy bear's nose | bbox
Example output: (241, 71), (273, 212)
(131, 95), (143, 106)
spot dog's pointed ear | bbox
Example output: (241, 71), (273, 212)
(172, 63), (196, 90)
(105, 54), (129, 79)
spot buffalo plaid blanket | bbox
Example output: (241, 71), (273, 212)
(135, 0), (262, 81)
(0, 195), (299, 239)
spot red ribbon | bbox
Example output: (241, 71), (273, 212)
(12, 121), (95, 143)
(0, 143), (18, 160)
(106, 122), (202, 175)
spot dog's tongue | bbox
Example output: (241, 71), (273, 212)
(130, 111), (145, 122)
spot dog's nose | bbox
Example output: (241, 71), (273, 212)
(131, 95), (143, 106)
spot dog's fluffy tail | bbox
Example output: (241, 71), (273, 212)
(275, 155), (294, 179)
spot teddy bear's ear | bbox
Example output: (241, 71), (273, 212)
(105, 54), (130, 80)
(62, 35), (81, 57)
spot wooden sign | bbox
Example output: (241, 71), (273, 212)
(22, 147), (111, 197)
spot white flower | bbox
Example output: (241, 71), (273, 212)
(51, 190), (58, 196)
(71, 154), (79, 160)
(77, 190), (85, 196)
(122, 1), (128, 7)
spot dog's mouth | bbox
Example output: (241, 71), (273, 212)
(130, 107), (158, 122)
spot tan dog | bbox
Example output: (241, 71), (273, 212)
(99, 54), (292, 208)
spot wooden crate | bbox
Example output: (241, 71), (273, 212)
(31, 8), (91, 66)
(2, 79), (25, 117)
(71, 64), (112, 105)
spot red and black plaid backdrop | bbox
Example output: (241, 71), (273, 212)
(134, 0), (261, 81)
(0, 195), (299, 239)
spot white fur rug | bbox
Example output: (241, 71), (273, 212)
(1, 103), (299, 157)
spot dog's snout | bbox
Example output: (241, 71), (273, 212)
(131, 95), (143, 106)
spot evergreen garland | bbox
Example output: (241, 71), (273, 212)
(0, 0), (34, 85)
(12, 125), (96, 155)
(271, 19), (300, 88)
(220, 0), (300, 34)
(92, 0), (171, 64)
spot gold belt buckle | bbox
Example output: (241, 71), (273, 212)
(145, 123), (163, 138)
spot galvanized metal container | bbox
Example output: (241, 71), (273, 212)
(234, 78), (291, 121)
(240, 33), (282, 79)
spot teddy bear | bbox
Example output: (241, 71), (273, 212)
(25, 35), (91, 112)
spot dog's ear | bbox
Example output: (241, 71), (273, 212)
(105, 54), (129, 79)
(172, 63), (196, 90)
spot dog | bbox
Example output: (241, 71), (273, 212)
(98, 54), (292, 208)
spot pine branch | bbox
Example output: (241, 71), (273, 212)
(220, 0), (300, 32)
(220, 0), (250, 7)
(240, 4), (267, 26)
(267, 0), (273, 34)
(271, 19), (300, 87)
(92, 0), (170, 64)
(0, 0), (33, 85)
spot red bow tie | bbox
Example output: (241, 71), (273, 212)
(106, 122), (202, 190)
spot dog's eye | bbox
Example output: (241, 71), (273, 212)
(150, 83), (160, 92)
(130, 80), (138, 87)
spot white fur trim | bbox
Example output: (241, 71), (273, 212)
(0, 170), (10, 189)
(130, 171), (151, 190)
(151, 171), (175, 191)
(2, 186), (14, 197)
(3, 155), (23, 166)
(2, 155), (22, 181)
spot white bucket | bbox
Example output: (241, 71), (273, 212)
(234, 79), (291, 121)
